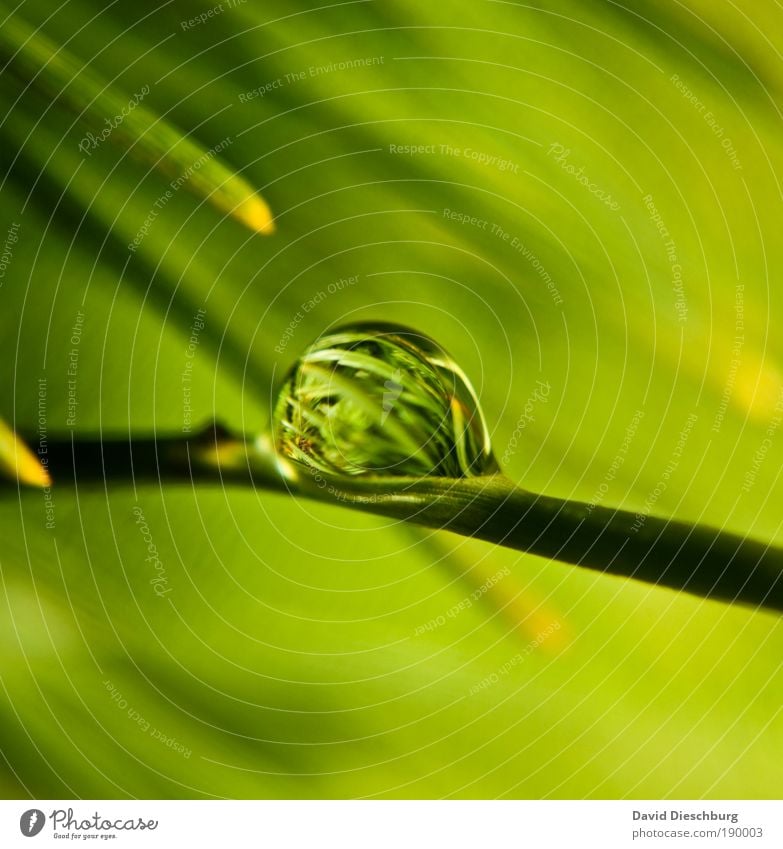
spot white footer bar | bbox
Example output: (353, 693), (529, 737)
(1, 800), (780, 848)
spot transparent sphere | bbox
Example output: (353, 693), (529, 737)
(273, 322), (498, 478)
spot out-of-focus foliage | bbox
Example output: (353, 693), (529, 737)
(0, 0), (781, 798)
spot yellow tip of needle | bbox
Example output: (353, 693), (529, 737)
(0, 419), (51, 488)
(234, 195), (276, 235)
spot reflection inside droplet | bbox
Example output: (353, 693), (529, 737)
(273, 322), (498, 478)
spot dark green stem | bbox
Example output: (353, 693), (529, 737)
(27, 423), (783, 614)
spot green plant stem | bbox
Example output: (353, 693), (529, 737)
(28, 423), (783, 614)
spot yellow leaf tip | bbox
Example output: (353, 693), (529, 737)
(235, 195), (275, 235)
(17, 454), (52, 488)
(0, 421), (51, 488)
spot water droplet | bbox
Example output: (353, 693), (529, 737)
(274, 322), (498, 478)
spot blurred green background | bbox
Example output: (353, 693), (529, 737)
(1, 0), (782, 798)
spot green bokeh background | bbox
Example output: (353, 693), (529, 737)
(1, 0), (782, 798)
